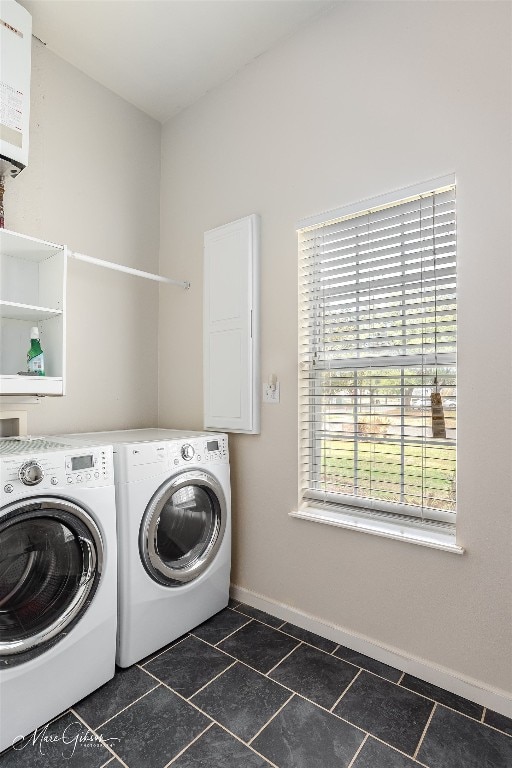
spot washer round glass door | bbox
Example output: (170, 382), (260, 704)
(140, 470), (227, 586)
(0, 498), (102, 660)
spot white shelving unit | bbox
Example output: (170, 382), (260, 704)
(0, 229), (67, 396)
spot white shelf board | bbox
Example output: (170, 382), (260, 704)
(0, 300), (63, 321)
(0, 375), (63, 396)
(0, 229), (63, 262)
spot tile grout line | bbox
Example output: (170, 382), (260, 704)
(203, 618), (254, 646)
(370, 735), (431, 767)
(278, 630), (338, 656)
(480, 720), (512, 739)
(232, 607), (340, 656)
(265, 641), (303, 676)
(266, 628), (338, 658)
(71, 707), (130, 768)
(231, 606), (272, 623)
(233, 606), (334, 647)
(394, 682), (497, 730)
(239, 655), (368, 737)
(186, 660), (238, 700)
(232, 606), (275, 621)
(142, 665), (223, 715)
(198, 722), (281, 768)
(213, 654), (357, 724)
(94, 682), (161, 730)
(140, 666), (281, 768)
(325, 648), (496, 731)
(247, 693), (295, 746)
(329, 668), (363, 712)
(175, 619), (308, 688)
(163, 721), (215, 767)
(346, 732), (369, 768)
(416, 753), (433, 767)
(196, 622), (372, 679)
(193, 621), (417, 701)
(147, 636), (367, 736)
(193, 633), (236, 653)
(332, 652), (403, 684)
(140, 633), (191, 667)
(231, 608), (401, 684)
(195, 630), (310, 695)
(236, 655), (416, 758)
(413, 701), (437, 761)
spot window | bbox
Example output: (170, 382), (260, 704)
(298, 177), (457, 543)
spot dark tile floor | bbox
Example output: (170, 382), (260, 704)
(1, 600), (511, 767)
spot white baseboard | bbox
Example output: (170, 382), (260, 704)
(230, 583), (512, 720)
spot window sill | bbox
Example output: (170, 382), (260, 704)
(290, 505), (464, 554)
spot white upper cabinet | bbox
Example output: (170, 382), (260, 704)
(0, 229), (67, 396)
(204, 214), (260, 434)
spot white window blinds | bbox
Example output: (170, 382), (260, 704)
(299, 181), (457, 527)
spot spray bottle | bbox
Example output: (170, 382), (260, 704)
(27, 327), (45, 375)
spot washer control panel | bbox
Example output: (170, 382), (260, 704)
(1, 446), (113, 499)
(65, 448), (111, 486)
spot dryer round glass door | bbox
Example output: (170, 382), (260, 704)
(140, 470), (227, 586)
(0, 498), (102, 663)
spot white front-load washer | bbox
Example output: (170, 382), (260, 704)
(59, 429), (231, 668)
(0, 437), (117, 753)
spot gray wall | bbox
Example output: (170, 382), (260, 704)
(4, 41), (161, 434)
(158, 1), (512, 696)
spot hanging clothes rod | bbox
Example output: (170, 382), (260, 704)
(69, 250), (190, 289)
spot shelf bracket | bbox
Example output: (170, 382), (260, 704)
(69, 251), (191, 289)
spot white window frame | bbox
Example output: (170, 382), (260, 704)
(293, 175), (462, 553)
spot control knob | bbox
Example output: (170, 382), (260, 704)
(19, 461), (44, 486)
(181, 444), (195, 461)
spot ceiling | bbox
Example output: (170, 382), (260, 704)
(20, 0), (335, 123)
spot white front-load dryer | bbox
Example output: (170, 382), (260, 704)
(59, 429), (231, 668)
(0, 437), (117, 753)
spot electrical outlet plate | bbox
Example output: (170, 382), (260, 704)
(263, 382), (280, 403)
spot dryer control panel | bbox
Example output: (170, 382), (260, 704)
(1, 447), (113, 499)
(122, 434), (229, 477)
(169, 434), (229, 468)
